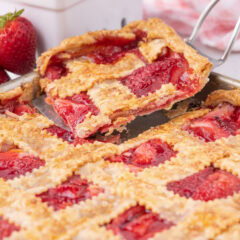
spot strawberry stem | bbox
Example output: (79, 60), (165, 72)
(0, 9), (24, 29)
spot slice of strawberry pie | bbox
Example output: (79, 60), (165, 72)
(38, 18), (212, 138)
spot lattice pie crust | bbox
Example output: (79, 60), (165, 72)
(0, 89), (240, 239)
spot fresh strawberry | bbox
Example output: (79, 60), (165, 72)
(0, 9), (37, 74)
(0, 67), (10, 84)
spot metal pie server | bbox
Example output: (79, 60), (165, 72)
(0, 72), (71, 131)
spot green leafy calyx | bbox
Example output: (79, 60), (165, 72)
(0, 9), (24, 29)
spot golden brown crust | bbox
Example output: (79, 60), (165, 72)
(0, 74), (40, 104)
(205, 89), (240, 106)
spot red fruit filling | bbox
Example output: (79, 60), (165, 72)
(183, 103), (240, 142)
(44, 33), (147, 80)
(45, 125), (96, 145)
(45, 125), (120, 146)
(45, 62), (68, 81)
(45, 125), (75, 144)
(0, 98), (35, 116)
(37, 174), (103, 211)
(106, 205), (174, 240)
(0, 217), (20, 240)
(167, 166), (240, 201)
(79, 32), (146, 64)
(120, 50), (195, 98)
(0, 149), (45, 180)
(47, 92), (99, 136)
(105, 139), (176, 172)
(87, 40), (141, 64)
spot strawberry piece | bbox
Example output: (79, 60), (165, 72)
(45, 62), (68, 80)
(88, 35), (144, 64)
(13, 103), (36, 116)
(37, 174), (103, 211)
(0, 98), (35, 116)
(167, 166), (240, 201)
(184, 103), (240, 142)
(45, 125), (95, 145)
(167, 167), (214, 198)
(0, 10), (37, 74)
(0, 150), (45, 180)
(45, 125), (120, 146)
(107, 139), (176, 171)
(0, 99), (16, 114)
(106, 205), (174, 240)
(0, 67), (10, 84)
(120, 51), (191, 98)
(45, 125), (75, 144)
(48, 93), (99, 136)
(192, 170), (240, 201)
(0, 217), (20, 240)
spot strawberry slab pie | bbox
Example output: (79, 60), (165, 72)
(38, 18), (212, 138)
(1, 88), (240, 240)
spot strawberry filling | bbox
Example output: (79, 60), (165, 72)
(0, 149), (45, 180)
(45, 125), (96, 145)
(46, 93), (99, 137)
(44, 33), (147, 80)
(0, 217), (20, 240)
(167, 166), (240, 201)
(120, 50), (195, 98)
(183, 103), (240, 142)
(87, 39), (141, 64)
(105, 139), (176, 172)
(106, 205), (174, 240)
(45, 125), (75, 144)
(37, 174), (103, 211)
(45, 125), (120, 146)
(45, 63), (68, 81)
(0, 98), (35, 116)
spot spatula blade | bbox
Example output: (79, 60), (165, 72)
(32, 95), (71, 131)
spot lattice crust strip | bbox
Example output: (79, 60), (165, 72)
(0, 179), (52, 230)
(151, 195), (240, 240)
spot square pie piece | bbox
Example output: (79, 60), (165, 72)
(37, 18), (212, 138)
